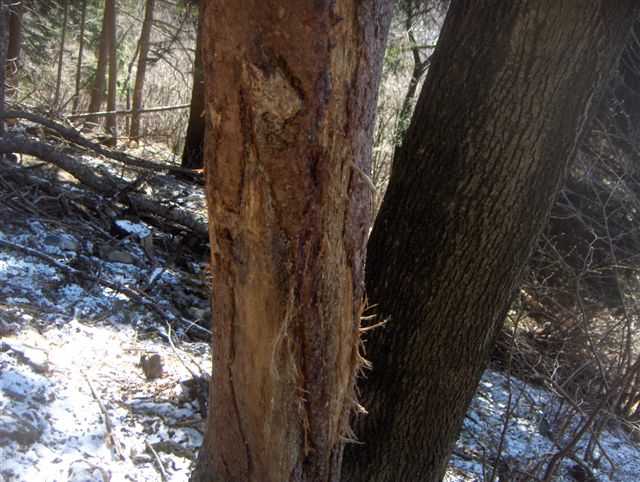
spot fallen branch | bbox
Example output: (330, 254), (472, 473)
(0, 137), (208, 235)
(5, 110), (197, 175)
(145, 439), (169, 482)
(84, 373), (126, 461)
(0, 239), (211, 337)
(67, 103), (190, 119)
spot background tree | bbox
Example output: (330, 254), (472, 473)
(54, 0), (69, 108)
(129, 0), (155, 142)
(370, 0), (443, 215)
(71, 0), (88, 114)
(505, 19), (640, 460)
(6, 0), (23, 82)
(1, 0), (7, 141)
(341, 2), (640, 481)
(180, 0), (203, 169)
(191, 0), (392, 480)
(86, 0), (111, 128)
(104, 0), (117, 146)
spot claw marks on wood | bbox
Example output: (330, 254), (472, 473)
(244, 62), (303, 150)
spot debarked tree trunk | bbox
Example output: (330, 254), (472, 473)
(191, 1), (392, 481)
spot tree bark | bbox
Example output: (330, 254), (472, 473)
(191, 0), (391, 481)
(0, 0), (7, 141)
(129, 0), (155, 142)
(6, 0), (22, 75)
(72, 0), (88, 115)
(104, 0), (117, 147)
(86, 0), (111, 127)
(181, 1), (204, 169)
(341, 2), (639, 481)
(54, 0), (69, 108)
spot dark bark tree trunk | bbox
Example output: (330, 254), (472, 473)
(129, 0), (155, 142)
(1, 0), (7, 141)
(104, 0), (117, 147)
(6, 0), (22, 75)
(86, 0), (111, 127)
(191, 0), (391, 481)
(54, 0), (69, 108)
(72, 0), (88, 115)
(181, 1), (204, 169)
(341, 2), (639, 481)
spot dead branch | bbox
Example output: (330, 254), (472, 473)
(67, 103), (190, 119)
(542, 355), (640, 481)
(145, 439), (169, 482)
(5, 110), (197, 175)
(84, 373), (126, 461)
(0, 137), (207, 235)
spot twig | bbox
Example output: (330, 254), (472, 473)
(165, 322), (204, 379)
(145, 439), (169, 482)
(490, 316), (522, 482)
(542, 356), (640, 481)
(84, 373), (126, 461)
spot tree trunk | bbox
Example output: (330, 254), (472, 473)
(54, 0), (69, 108)
(104, 0), (117, 147)
(180, 1), (204, 169)
(129, 0), (155, 142)
(1, 0), (7, 141)
(191, 0), (391, 481)
(72, 0), (88, 115)
(6, 0), (22, 72)
(341, 2), (639, 481)
(86, 0), (111, 127)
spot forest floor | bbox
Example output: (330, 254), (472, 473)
(1, 129), (639, 481)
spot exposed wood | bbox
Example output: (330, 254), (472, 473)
(191, 0), (392, 480)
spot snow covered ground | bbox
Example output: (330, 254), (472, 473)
(446, 369), (640, 481)
(1, 154), (639, 481)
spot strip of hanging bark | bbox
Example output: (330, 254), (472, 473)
(5, 110), (197, 175)
(0, 238), (211, 337)
(0, 137), (207, 235)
